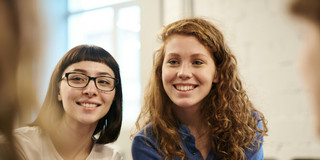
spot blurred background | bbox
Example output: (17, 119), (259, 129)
(19, 0), (320, 159)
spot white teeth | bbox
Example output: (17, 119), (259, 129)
(80, 103), (98, 108)
(176, 85), (194, 91)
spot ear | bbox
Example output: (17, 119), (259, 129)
(213, 70), (219, 83)
(58, 91), (62, 101)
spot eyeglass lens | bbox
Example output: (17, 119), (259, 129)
(67, 73), (115, 91)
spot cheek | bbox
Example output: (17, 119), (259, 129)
(161, 68), (175, 85)
(205, 68), (217, 82)
(101, 95), (115, 112)
(59, 84), (75, 102)
(102, 91), (116, 104)
(197, 68), (216, 83)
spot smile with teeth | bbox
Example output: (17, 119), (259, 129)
(77, 102), (100, 108)
(175, 85), (196, 91)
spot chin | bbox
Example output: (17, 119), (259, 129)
(174, 102), (199, 109)
(78, 118), (99, 124)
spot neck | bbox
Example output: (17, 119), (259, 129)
(173, 104), (207, 136)
(49, 116), (97, 160)
(173, 105), (212, 159)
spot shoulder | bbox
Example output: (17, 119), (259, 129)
(131, 123), (163, 159)
(244, 112), (265, 159)
(15, 126), (42, 133)
(14, 126), (46, 160)
(132, 123), (156, 144)
(136, 123), (153, 135)
(250, 111), (264, 133)
(244, 144), (264, 160)
(91, 144), (123, 160)
(14, 126), (43, 142)
(14, 126), (45, 146)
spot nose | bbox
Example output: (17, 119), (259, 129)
(177, 63), (192, 79)
(82, 79), (98, 97)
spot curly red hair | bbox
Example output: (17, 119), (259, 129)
(134, 17), (268, 160)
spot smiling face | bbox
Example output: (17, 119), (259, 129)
(162, 34), (218, 110)
(58, 61), (116, 125)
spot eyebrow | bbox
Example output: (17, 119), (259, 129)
(72, 69), (113, 76)
(166, 52), (210, 58)
(166, 53), (179, 56)
(191, 53), (209, 58)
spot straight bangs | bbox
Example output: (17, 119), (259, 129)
(60, 45), (116, 75)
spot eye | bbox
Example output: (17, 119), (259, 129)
(193, 60), (204, 65)
(69, 75), (86, 82)
(97, 77), (112, 86)
(168, 59), (179, 65)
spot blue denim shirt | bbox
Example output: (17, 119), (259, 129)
(132, 122), (263, 160)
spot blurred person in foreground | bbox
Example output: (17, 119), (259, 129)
(0, 0), (42, 159)
(290, 0), (320, 137)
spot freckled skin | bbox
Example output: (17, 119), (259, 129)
(162, 35), (218, 110)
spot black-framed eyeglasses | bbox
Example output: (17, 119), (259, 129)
(61, 72), (118, 92)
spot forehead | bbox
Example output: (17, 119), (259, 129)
(164, 34), (211, 58)
(63, 61), (114, 77)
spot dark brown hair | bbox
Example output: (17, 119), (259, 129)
(32, 44), (123, 144)
(290, 0), (320, 26)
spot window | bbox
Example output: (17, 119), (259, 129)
(68, 0), (141, 122)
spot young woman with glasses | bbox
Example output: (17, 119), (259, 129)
(14, 44), (123, 160)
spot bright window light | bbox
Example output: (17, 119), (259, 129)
(68, 0), (141, 122)
(68, 0), (133, 12)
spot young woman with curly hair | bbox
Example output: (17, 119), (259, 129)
(131, 17), (268, 160)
